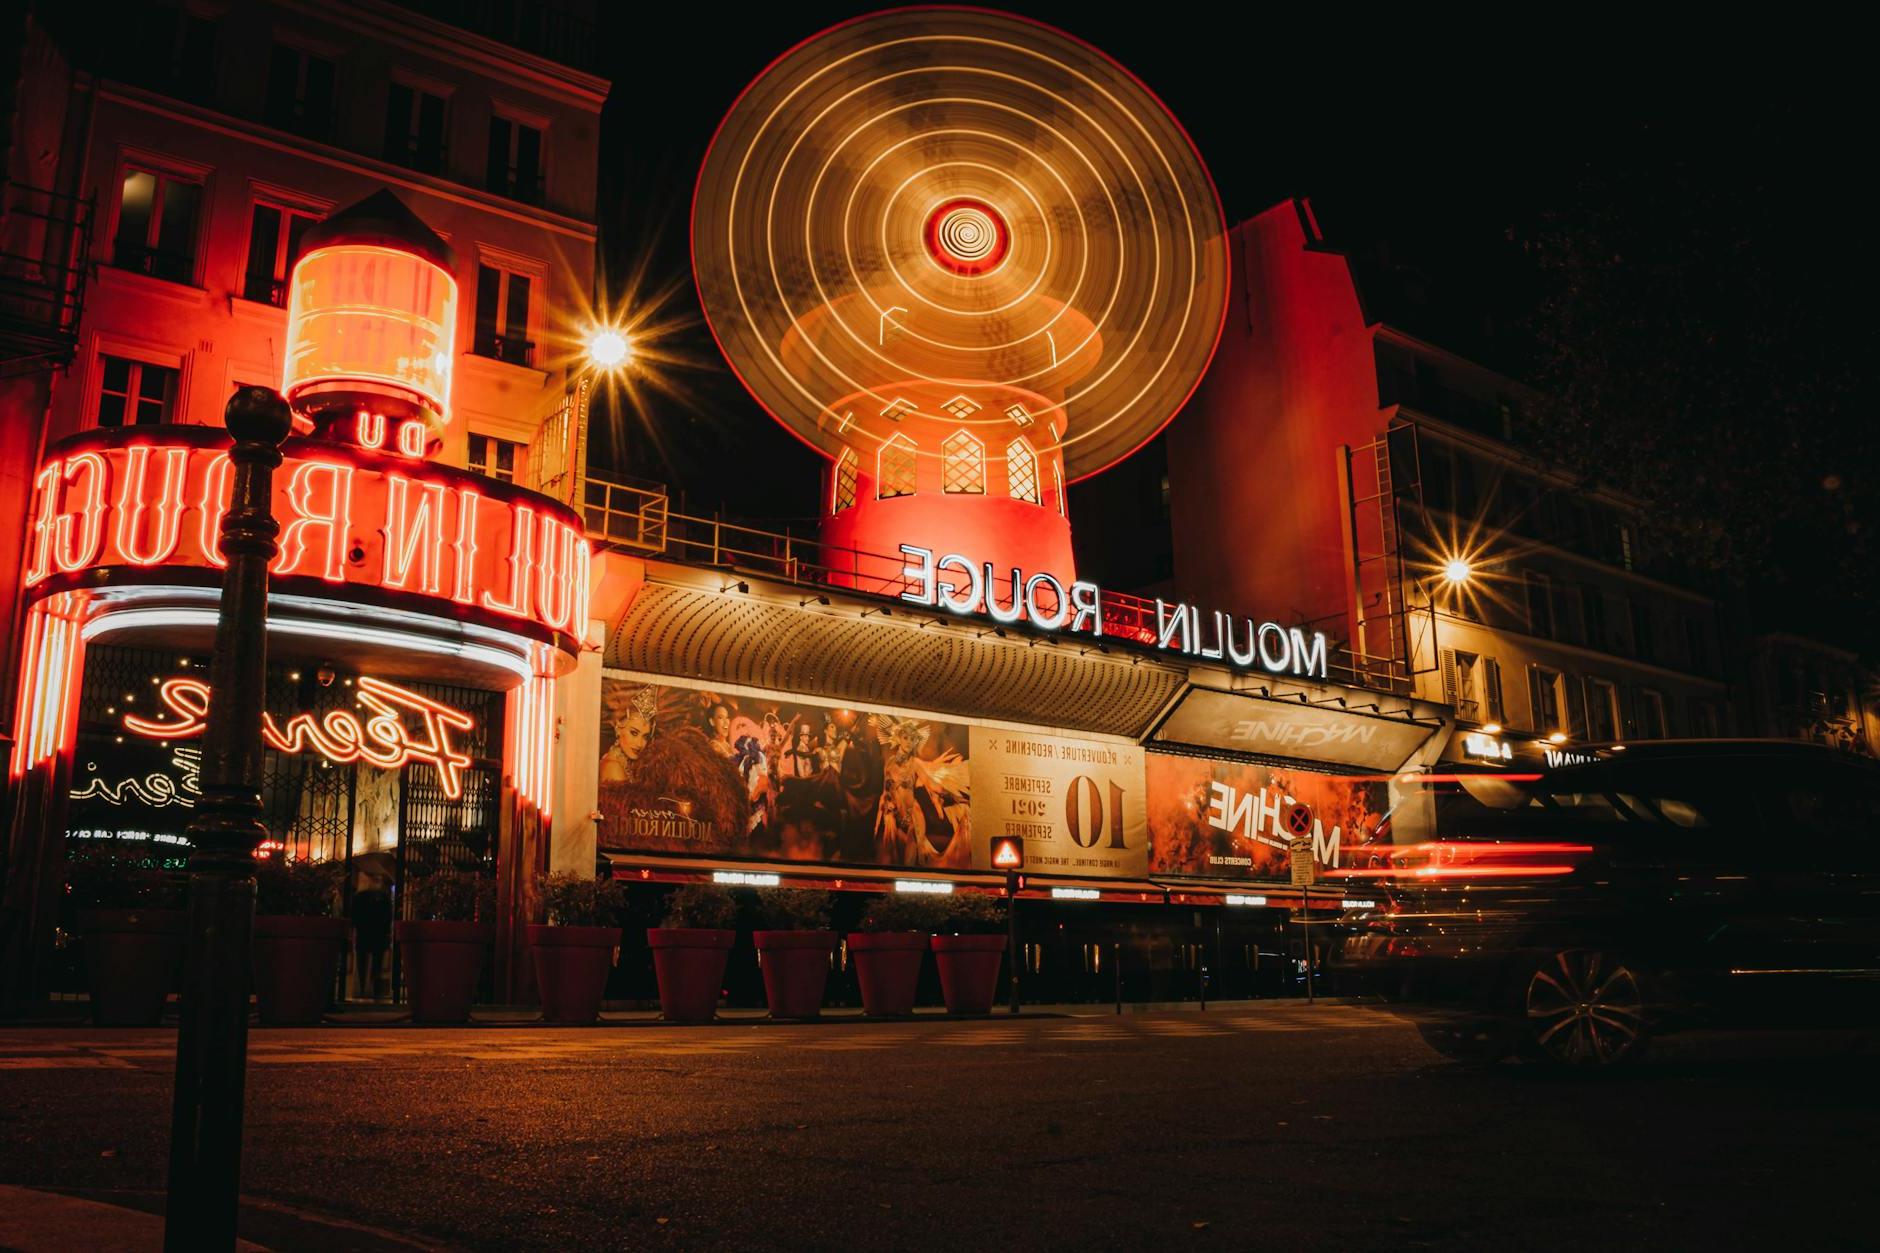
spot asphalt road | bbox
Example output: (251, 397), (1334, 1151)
(1, 1002), (1875, 1251)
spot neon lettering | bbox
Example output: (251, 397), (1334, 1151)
(383, 475), (448, 595)
(114, 444), (189, 565)
(54, 453), (108, 572)
(272, 460), (354, 582)
(481, 503), (534, 617)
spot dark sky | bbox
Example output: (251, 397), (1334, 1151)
(588, 7), (1874, 540)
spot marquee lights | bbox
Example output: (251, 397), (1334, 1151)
(122, 674), (476, 799)
(22, 435), (589, 647)
(897, 543), (1329, 679)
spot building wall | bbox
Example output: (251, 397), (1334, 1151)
(41, 0), (605, 478)
(1166, 199), (1388, 631)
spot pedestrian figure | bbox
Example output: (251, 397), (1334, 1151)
(349, 873), (393, 1000)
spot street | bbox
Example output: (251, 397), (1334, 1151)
(1, 1002), (1874, 1251)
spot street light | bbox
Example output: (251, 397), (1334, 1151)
(585, 326), (632, 372)
(1442, 557), (1473, 586)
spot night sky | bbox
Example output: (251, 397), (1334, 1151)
(587, 7), (1875, 641)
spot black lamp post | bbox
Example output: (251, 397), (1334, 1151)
(164, 386), (292, 1250)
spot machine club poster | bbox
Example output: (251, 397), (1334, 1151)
(1144, 753), (1390, 880)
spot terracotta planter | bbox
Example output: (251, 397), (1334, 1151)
(253, 915), (349, 1026)
(394, 919), (492, 1024)
(528, 924), (622, 1026)
(848, 932), (927, 1016)
(79, 909), (186, 1026)
(648, 928), (734, 1023)
(931, 934), (1006, 1015)
(754, 930), (837, 1019)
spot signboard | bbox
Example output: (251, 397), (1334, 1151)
(970, 728), (1145, 878)
(989, 836), (1025, 870)
(597, 676), (976, 870)
(1145, 751), (1388, 881)
(1289, 836), (1317, 886)
(1153, 687), (1435, 771)
(21, 429), (588, 651)
(897, 544), (1328, 679)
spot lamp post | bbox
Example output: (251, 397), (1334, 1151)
(164, 386), (292, 1251)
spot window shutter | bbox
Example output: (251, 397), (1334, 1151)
(1483, 657), (1504, 721)
(1440, 648), (1458, 707)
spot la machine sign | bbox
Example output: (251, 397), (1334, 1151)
(896, 544), (1328, 679)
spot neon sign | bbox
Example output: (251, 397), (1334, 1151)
(22, 432), (588, 647)
(71, 746), (202, 808)
(123, 675), (477, 799)
(896, 544), (1329, 679)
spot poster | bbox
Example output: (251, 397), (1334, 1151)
(1145, 751), (1389, 881)
(597, 676), (974, 869)
(969, 728), (1146, 878)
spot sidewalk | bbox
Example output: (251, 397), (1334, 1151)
(0, 1185), (437, 1252)
(3, 996), (1364, 1029)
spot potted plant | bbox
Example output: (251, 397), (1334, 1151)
(752, 887), (836, 1019)
(931, 892), (1009, 1016)
(529, 871), (625, 1026)
(394, 874), (496, 1024)
(648, 884), (737, 1023)
(848, 893), (946, 1017)
(252, 858), (346, 1026)
(68, 853), (185, 1026)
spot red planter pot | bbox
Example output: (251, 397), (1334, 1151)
(528, 924), (622, 1026)
(79, 909), (186, 1026)
(648, 928), (734, 1023)
(847, 932), (927, 1017)
(754, 930), (837, 1019)
(253, 915), (349, 1026)
(394, 920), (492, 1024)
(931, 934), (1006, 1016)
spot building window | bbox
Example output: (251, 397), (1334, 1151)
(1631, 600), (1656, 663)
(467, 434), (522, 483)
(1684, 616), (1711, 673)
(473, 265), (534, 366)
(1444, 651), (1505, 724)
(241, 202), (320, 306)
(1585, 678), (1620, 741)
(832, 449), (859, 512)
(264, 45), (335, 140)
(1525, 572), (1555, 640)
(384, 82), (448, 174)
(96, 356), (178, 427)
(486, 115), (544, 204)
(1635, 688), (1668, 739)
(1618, 523), (1636, 571)
(112, 167), (202, 284)
(877, 435), (916, 499)
(1006, 437), (1039, 504)
(941, 431), (985, 494)
(111, 5), (217, 105)
(1690, 699), (1721, 738)
(1528, 666), (1565, 735)
(1582, 586), (1608, 652)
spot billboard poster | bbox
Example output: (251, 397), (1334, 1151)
(597, 676), (974, 870)
(969, 728), (1146, 878)
(1145, 751), (1389, 881)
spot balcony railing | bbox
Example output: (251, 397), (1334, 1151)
(0, 179), (92, 369)
(473, 333), (534, 367)
(582, 472), (1410, 695)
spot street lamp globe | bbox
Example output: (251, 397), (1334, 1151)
(1442, 557), (1473, 586)
(586, 327), (631, 371)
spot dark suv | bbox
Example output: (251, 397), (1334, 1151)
(1327, 741), (1880, 1067)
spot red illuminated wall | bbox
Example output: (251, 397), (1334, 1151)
(1166, 199), (1387, 635)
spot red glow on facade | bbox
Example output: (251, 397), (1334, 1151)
(124, 674), (477, 799)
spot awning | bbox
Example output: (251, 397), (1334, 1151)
(1151, 685), (1444, 770)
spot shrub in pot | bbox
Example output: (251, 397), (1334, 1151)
(752, 887), (837, 1019)
(68, 853), (186, 1026)
(931, 892), (1009, 1016)
(529, 871), (625, 1025)
(394, 875), (497, 1024)
(252, 859), (346, 1026)
(648, 885), (737, 1023)
(849, 893), (946, 1017)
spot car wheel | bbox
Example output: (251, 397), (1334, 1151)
(1522, 949), (1649, 1068)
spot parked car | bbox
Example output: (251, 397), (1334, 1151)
(1327, 741), (1880, 1067)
